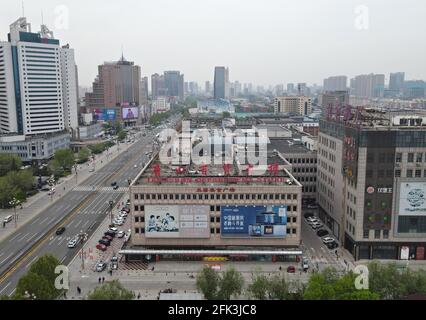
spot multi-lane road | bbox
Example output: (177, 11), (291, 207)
(0, 119), (177, 297)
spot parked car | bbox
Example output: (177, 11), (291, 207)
(117, 231), (125, 238)
(304, 212), (315, 219)
(307, 204), (319, 209)
(99, 239), (111, 246)
(311, 222), (323, 230)
(316, 229), (329, 237)
(103, 235), (113, 241)
(111, 182), (117, 187)
(56, 227), (66, 235)
(96, 262), (107, 272)
(326, 242), (339, 250)
(109, 227), (118, 233)
(287, 266), (296, 273)
(104, 231), (116, 238)
(113, 185), (119, 190)
(322, 236), (336, 244)
(96, 243), (107, 251)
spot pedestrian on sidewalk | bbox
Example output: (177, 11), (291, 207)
(98, 277), (101, 284)
(102, 277), (105, 283)
(137, 293), (141, 299)
(77, 286), (81, 295)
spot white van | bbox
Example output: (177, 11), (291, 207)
(3, 215), (12, 223)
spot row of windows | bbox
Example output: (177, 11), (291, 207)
(363, 229), (389, 239)
(134, 193), (298, 201)
(287, 158), (317, 164)
(293, 167), (317, 173)
(395, 169), (426, 178)
(134, 215), (298, 224)
(396, 152), (426, 163)
(133, 204), (299, 213)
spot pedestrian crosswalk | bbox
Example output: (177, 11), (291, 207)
(118, 261), (149, 271)
(73, 186), (129, 192)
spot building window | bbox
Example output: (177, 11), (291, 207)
(292, 228), (296, 234)
(363, 230), (369, 239)
(134, 194), (139, 200)
(215, 228), (220, 234)
(416, 153), (423, 163)
(395, 169), (401, 178)
(135, 228), (139, 234)
(210, 228), (214, 234)
(374, 230), (381, 239)
(216, 217), (220, 223)
(407, 169), (413, 178)
(135, 216), (139, 223)
(210, 217), (215, 222)
(210, 206), (215, 212)
(383, 230), (389, 239)
(134, 205), (139, 212)
(408, 153), (414, 163)
(415, 170), (422, 178)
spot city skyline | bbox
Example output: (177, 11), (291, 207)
(1, 0), (425, 87)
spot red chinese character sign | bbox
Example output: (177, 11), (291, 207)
(223, 164), (231, 176)
(153, 164), (161, 177)
(201, 163), (208, 176)
(268, 162), (279, 176)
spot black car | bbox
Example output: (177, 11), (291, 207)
(99, 239), (111, 246)
(113, 185), (119, 190)
(104, 231), (116, 238)
(111, 182), (117, 187)
(317, 229), (329, 237)
(326, 242), (339, 250)
(56, 227), (66, 235)
(304, 212), (315, 219)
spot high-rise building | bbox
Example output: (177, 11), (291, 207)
(318, 108), (426, 260)
(164, 71), (184, 101)
(287, 83), (295, 95)
(139, 76), (149, 107)
(350, 73), (385, 98)
(0, 17), (78, 135)
(214, 66), (229, 99)
(151, 73), (167, 100)
(323, 76), (347, 92)
(205, 81), (211, 95)
(389, 72), (405, 92)
(86, 55), (141, 115)
(60, 44), (79, 132)
(274, 96), (312, 116)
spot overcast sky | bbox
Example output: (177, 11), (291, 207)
(1, 0), (425, 87)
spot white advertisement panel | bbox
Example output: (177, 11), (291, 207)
(399, 182), (426, 216)
(145, 205), (210, 238)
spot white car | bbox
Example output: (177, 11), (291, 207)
(109, 227), (118, 233)
(307, 218), (319, 225)
(113, 220), (124, 226)
(120, 212), (128, 219)
(117, 231), (125, 238)
(322, 237), (336, 244)
(67, 238), (77, 248)
(311, 222), (323, 229)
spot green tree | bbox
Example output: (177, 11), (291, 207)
(268, 274), (289, 300)
(196, 266), (220, 300)
(53, 149), (75, 171)
(77, 147), (91, 163)
(87, 280), (135, 300)
(0, 154), (22, 176)
(217, 267), (244, 300)
(6, 169), (34, 194)
(247, 274), (269, 300)
(222, 111), (231, 118)
(368, 262), (406, 300)
(15, 254), (64, 300)
(48, 159), (63, 177)
(118, 130), (127, 142)
(0, 177), (20, 208)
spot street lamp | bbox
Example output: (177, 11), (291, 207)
(108, 200), (114, 225)
(9, 197), (21, 228)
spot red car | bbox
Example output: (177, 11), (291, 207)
(96, 243), (107, 251)
(287, 266), (296, 273)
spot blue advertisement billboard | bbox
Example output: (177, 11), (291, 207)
(221, 205), (287, 238)
(93, 108), (117, 121)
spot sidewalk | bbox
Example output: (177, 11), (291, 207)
(0, 136), (139, 243)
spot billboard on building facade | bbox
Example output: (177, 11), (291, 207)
(145, 205), (210, 238)
(122, 107), (139, 120)
(221, 205), (287, 238)
(93, 108), (117, 121)
(399, 182), (426, 216)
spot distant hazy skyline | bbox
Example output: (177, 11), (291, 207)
(1, 0), (425, 87)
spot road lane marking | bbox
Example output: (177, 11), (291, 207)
(74, 220), (82, 228)
(17, 233), (30, 242)
(30, 217), (41, 225)
(39, 216), (49, 225)
(0, 253), (14, 266)
(0, 282), (11, 295)
(26, 233), (38, 243)
(9, 232), (22, 242)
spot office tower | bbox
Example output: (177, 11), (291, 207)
(274, 84), (284, 96)
(323, 76), (347, 92)
(189, 82), (199, 95)
(1, 18), (76, 135)
(403, 80), (426, 98)
(234, 81), (241, 97)
(287, 83), (295, 95)
(139, 76), (149, 107)
(389, 72), (405, 92)
(350, 73), (385, 98)
(205, 81), (211, 95)
(297, 83), (310, 96)
(318, 108), (426, 260)
(214, 66), (229, 99)
(164, 71), (184, 101)
(60, 44), (79, 132)
(151, 73), (167, 100)
(86, 55), (141, 112)
(274, 96), (312, 116)
(319, 91), (349, 108)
